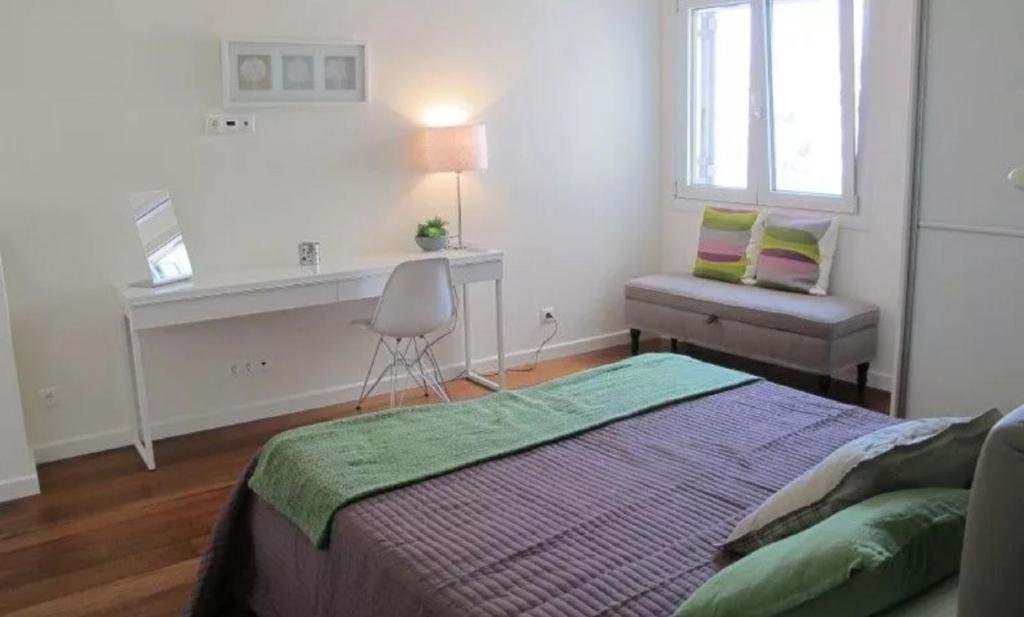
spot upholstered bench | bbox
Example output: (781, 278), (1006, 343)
(625, 274), (880, 393)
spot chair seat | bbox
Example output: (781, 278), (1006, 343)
(625, 273), (879, 340)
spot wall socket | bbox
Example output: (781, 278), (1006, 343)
(228, 359), (270, 377)
(539, 307), (556, 324)
(205, 113), (256, 134)
(38, 387), (59, 409)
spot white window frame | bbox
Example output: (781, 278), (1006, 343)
(674, 0), (859, 214)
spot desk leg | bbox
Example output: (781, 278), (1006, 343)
(463, 281), (504, 392)
(495, 278), (506, 388)
(125, 317), (156, 470)
(462, 283), (472, 377)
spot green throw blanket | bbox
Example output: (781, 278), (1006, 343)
(249, 353), (759, 546)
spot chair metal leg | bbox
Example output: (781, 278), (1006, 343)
(357, 334), (454, 412)
(355, 338), (384, 411)
(411, 339), (430, 398)
(390, 338), (400, 408)
(427, 350), (451, 400)
(418, 337), (451, 402)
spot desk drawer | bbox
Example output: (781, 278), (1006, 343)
(130, 281), (339, 330)
(452, 259), (503, 286)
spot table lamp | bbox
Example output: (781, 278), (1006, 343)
(421, 124), (488, 249)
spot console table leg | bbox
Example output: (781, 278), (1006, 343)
(125, 317), (156, 471)
(463, 282), (502, 392)
(462, 284), (472, 377)
(495, 278), (505, 388)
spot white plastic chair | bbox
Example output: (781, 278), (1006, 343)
(353, 257), (456, 410)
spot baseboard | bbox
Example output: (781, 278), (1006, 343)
(150, 330), (634, 440)
(33, 426), (134, 464)
(0, 473), (41, 503)
(33, 330), (635, 463)
(32, 330), (893, 465)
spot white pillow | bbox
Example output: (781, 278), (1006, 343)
(724, 409), (1002, 554)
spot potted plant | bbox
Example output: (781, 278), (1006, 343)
(415, 217), (449, 252)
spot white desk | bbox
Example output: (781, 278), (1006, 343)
(118, 248), (505, 470)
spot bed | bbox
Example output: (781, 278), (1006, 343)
(185, 357), (972, 617)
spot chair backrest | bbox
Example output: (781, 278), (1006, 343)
(958, 404), (1024, 617)
(370, 257), (455, 338)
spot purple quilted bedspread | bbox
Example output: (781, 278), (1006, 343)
(185, 380), (893, 617)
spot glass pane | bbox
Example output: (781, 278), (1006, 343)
(689, 3), (750, 189)
(769, 0), (843, 195)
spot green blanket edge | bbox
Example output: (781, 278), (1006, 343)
(249, 353), (760, 547)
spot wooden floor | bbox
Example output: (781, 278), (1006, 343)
(0, 342), (888, 616)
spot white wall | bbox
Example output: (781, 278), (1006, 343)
(0, 256), (39, 502)
(0, 0), (662, 461)
(659, 0), (918, 391)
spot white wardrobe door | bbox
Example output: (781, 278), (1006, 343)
(904, 0), (1024, 418)
(0, 256), (38, 502)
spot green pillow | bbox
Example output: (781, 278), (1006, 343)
(693, 207), (762, 284)
(675, 488), (969, 617)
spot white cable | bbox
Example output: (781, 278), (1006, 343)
(428, 287), (561, 380)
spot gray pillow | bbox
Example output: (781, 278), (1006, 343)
(725, 409), (1002, 554)
(958, 405), (1024, 617)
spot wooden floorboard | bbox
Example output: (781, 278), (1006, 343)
(0, 342), (889, 616)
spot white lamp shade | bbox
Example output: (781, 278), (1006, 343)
(421, 124), (488, 173)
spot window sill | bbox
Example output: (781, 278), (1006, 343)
(668, 195), (872, 233)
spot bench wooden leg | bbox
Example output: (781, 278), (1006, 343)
(818, 375), (832, 395)
(857, 362), (870, 394)
(670, 338), (679, 354)
(630, 329), (641, 356)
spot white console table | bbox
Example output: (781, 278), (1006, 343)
(117, 248), (505, 470)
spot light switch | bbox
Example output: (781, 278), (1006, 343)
(205, 114), (256, 135)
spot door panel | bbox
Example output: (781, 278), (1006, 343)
(916, 0), (1024, 230)
(905, 230), (1024, 417)
(904, 0), (1024, 418)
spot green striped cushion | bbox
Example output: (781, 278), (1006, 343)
(693, 207), (762, 284)
(755, 213), (839, 295)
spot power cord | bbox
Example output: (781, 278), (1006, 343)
(505, 316), (558, 373)
(429, 287), (561, 379)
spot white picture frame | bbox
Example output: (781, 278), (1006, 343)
(221, 38), (369, 107)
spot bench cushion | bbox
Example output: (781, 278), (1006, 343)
(625, 274), (879, 340)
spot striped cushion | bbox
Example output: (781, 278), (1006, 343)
(693, 207), (764, 284)
(755, 213), (840, 295)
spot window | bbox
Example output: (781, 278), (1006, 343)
(677, 0), (863, 212)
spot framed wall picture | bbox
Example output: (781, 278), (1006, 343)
(221, 38), (368, 107)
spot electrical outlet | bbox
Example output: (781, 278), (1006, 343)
(539, 307), (556, 324)
(205, 113), (256, 134)
(250, 359), (270, 374)
(38, 387), (59, 409)
(229, 359), (270, 377)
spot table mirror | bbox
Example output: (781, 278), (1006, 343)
(129, 190), (193, 287)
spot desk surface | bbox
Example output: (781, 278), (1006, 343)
(119, 248), (503, 308)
